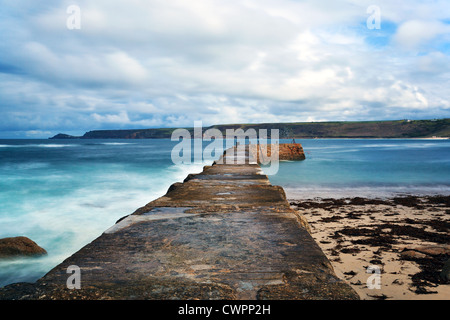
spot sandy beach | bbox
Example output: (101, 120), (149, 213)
(290, 195), (450, 300)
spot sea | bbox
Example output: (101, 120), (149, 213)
(0, 138), (449, 287)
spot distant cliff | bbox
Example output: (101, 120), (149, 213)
(49, 128), (193, 139)
(50, 133), (80, 139)
(50, 119), (450, 139)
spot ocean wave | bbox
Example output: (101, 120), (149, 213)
(100, 142), (135, 146)
(302, 146), (344, 150)
(0, 166), (190, 287)
(0, 144), (76, 148)
(166, 160), (213, 182)
(320, 149), (360, 153)
(35, 144), (76, 148)
(360, 143), (404, 148)
(0, 162), (50, 171)
(359, 142), (448, 149)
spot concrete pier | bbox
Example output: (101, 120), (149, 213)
(0, 146), (358, 300)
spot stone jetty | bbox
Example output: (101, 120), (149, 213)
(0, 145), (358, 300)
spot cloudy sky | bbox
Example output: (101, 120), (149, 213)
(1, 0), (450, 138)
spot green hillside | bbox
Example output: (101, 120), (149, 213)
(50, 119), (450, 139)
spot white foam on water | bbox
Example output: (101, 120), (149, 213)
(35, 144), (76, 148)
(0, 154), (217, 287)
(100, 142), (135, 146)
(320, 149), (360, 154)
(359, 142), (441, 149)
(0, 144), (77, 148)
(0, 162), (50, 171)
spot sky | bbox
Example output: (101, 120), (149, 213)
(1, 0), (450, 138)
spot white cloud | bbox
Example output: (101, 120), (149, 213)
(416, 51), (450, 74)
(25, 130), (53, 137)
(91, 111), (130, 124)
(0, 0), (449, 136)
(393, 20), (450, 49)
(19, 42), (148, 87)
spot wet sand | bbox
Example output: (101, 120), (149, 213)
(290, 195), (450, 300)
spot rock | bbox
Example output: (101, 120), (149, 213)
(400, 250), (428, 259)
(412, 245), (450, 256)
(440, 259), (450, 283)
(400, 245), (450, 259)
(413, 286), (438, 295)
(0, 237), (47, 258)
(49, 133), (80, 139)
(278, 143), (306, 161)
(252, 143), (306, 162)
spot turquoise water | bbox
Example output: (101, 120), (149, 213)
(0, 138), (449, 287)
(0, 139), (212, 287)
(269, 139), (450, 199)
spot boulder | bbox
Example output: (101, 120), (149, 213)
(411, 245), (450, 256)
(252, 143), (306, 162)
(279, 143), (306, 161)
(0, 237), (47, 258)
(400, 250), (428, 259)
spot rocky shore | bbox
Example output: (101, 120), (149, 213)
(290, 195), (450, 300)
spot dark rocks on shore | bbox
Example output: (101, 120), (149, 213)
(399, 245), (450, 288)
(0, 237), (47, 258)
(289, 195), (450, 211)
(400, 250), (428, 259)
(440, 259), (450, 283)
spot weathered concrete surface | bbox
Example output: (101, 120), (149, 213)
(0, 146), (358, 300)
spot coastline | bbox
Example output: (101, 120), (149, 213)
(44, 137), (449, 140)
(289, 194), (450, 300)
(318, 136), (449, 139)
